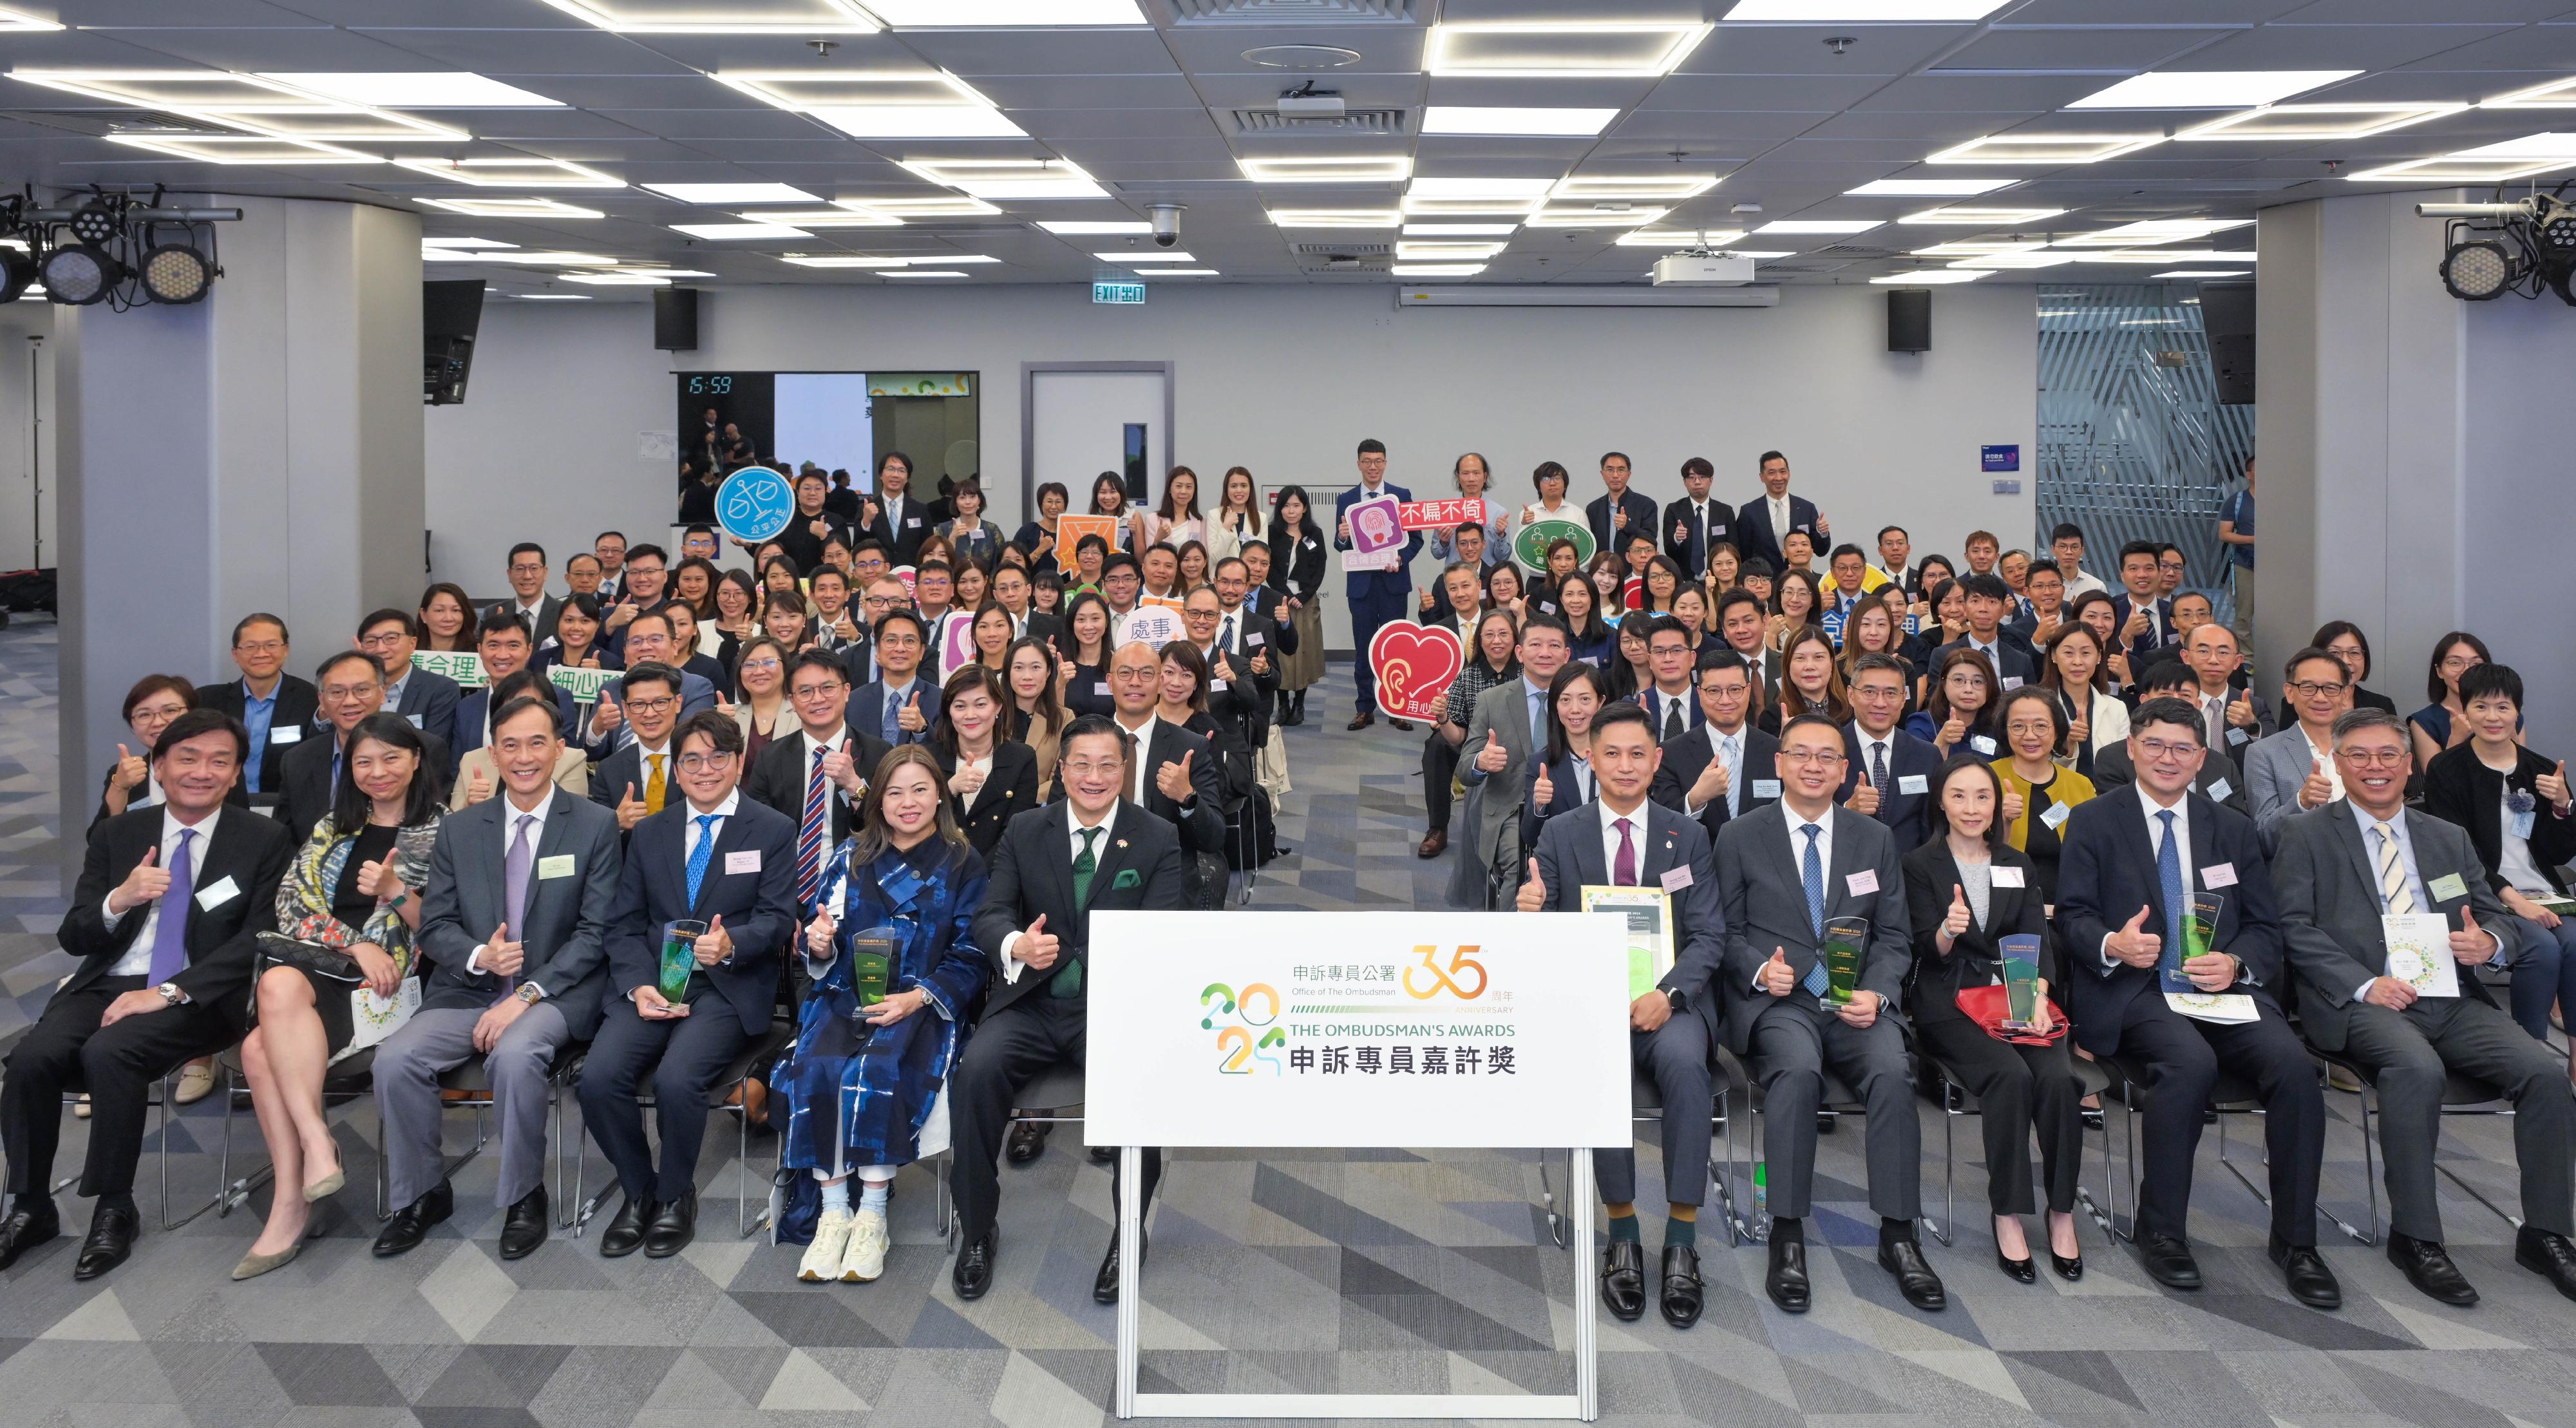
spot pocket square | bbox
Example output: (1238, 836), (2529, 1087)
(1112, 868), (1142, 890)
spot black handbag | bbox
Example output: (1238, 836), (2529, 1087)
(254, 930), (363, 984)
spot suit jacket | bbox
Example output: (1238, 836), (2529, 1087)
(2108, 592), (2180, 665)
(1635, 685), (1705, 741)
(200, 674), (320, 795)
(1585, 490), (1660, 562)
(1128, 716), (1227, 853)
(1661, 495), (1738, 579)
(2090, 735), (2247, 814)
(1012, 610), (1066, 651)
(57, 805), (294, 1015)
(1730, 491), (1821, 571)
(489, 595), (564, 648)
(1839, 725), (1944, 852)
(742, 723), (896, 847)
(586, 670), (718, 757)
(970, 801), (1188, 1020)
(1528, 799), (1725, 1018)
(276, 725), (453, 846)
(1650, 722), (1780, 844)
(936, 741), (1041, 857)
(1899, 840), (2052, 1011)
(390, 668), (463, 751)
(2244, 723), (2334, 856)
(1929, 636), (2040, 689)
(449, 685), (581, 775)
(415, 789), (625, 1038)
(1714, 802), (1911, 1052)
(831, 624), (878, 689)
(589, 741), (679, 822)
(2272, 801), (2514, 1052)
(2422, 741), (2576, 898)
(1331, 482), (1422, 601)
(602, 795), (800, 1031)
(1459, 675), (1549, 868)
(849, 677), (936, 748)
(2051, 783), (2286, 1057)
(863, 491), (933, 567)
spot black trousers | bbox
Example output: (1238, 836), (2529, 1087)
(1421, 729), (1461, 835)
(1, 975), (240, 1200)
(2116, 993), (2322, 1247)
(1915, 1007), (2084, 1217)
(1747, 999), (1919, 1221)
(574, 992), (751, 1203)
(951, 994), (1159, 1244)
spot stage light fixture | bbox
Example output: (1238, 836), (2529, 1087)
(41, 242), (122, 305)
(2438, 238), (2515, 300)
(68, 199), (118, 246)
(141, 240), (213, 303)
(0, 254), (32, 304)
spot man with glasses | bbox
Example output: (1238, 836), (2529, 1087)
(835, 576), (904, 688)
(450, 615), (580, 777)
(1716, 714), (1935, 1315)
(1587, 450), (1658, 566)
(2056, 698), (2335, 1308)
(1334, 437), (1424, 732)
(1840, 654), (1940, 851)
(578, 710), (796, 1259)
(993, 563), (1064, 647)
(2273, 707), (2576, 1306)
(1651, 652), (1778, 843)
(1459, 616), (1573, 891)
(361, 609), (460, 751)
(808, 568), (860, 652)
(491, 542), (563, 646)
(565, 552), (605, 602)
(853, 609), (934, 748)
(743, 649), (891, 913)
(201, 613), (316, 799)
(2246, 647), (2356, 855)
(591, 665), (687, 835)
(602, 544), (670, 655)
(277, 651), (451, 843)
(849, 540), (892, 593)
(1098, 553), (1143, 620)
(588, 611), (717, 759)
(1106, 641), (1225, 857)
(594, 531), (629, 604)
(2182, 624), (2269, 774)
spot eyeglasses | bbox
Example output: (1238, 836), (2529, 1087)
(234, 640), (286, 655)
(625, 697), (677, 716)
(321, 683), (379, 701)
(2287, 680), (2348, 698)
(509, 562), (545, 575)
(1062, 759), (1122, 779)
(675, 752), (734, 773)
(2136, 737), (2199, 761)
(1112, 667), (1159, 683)
(739, 658), (781, 673)
(2336, 747), (2410, 768)
(790, 682), (842, 700)
(356, 631), (407, 649)
(1779, 748), (1845, 766)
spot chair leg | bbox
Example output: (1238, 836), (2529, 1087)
(2213, 1107), (2272, 1208)
(2319, 1081), (2378, 1246)
(1926, 1082), (1958, 1249)
(1708, 1093), (1747, 1248)
(2433, 1110), (2526, 1231)
(1745, 1098), (1771, 1244)
(155, 1068), (223, 1232)
(1538, 1151), (1567, 1249)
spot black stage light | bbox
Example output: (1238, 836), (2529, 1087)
(2439, 237), (2517, 301)
(67, 199), (117, 247)
(138, 240), (211, 303)
(0, 253), (33, 305)
(41, 242), (122, 305)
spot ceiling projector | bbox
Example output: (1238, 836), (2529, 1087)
(1653, 252), (1756, 287)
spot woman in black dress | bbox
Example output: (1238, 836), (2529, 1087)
(932, 665), (1039, 857)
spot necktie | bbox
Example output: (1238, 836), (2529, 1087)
(1870, 743), (1889, 799)
(685, 812), (719, 909)
(500, 814), (534, 996)
(144, 828), (196, 984)
(883, 686), (905, 743)
(1663, 696), (1684, 742)
(2376, 822), (2416, 913)
(1053, 826), (1101, 999)
(645, 754), (667, 815)
(2155, 809), (2187, 960)
(1220, 614), (1235, 652)
(1529, 688), (1548, 757)
(797, 746), (829, 908)
(1720, 734), (1740, 817)
(1613, 815), (1636, 886)
(2204, 697), (2224, 752)
(1798, 824), (1830, 996)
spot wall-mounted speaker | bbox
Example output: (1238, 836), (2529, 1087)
(654, 287), (700, 352)
(1887, 289), (1931, 354)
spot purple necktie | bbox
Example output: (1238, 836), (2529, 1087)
(498, 812), (535, 997)
(1613, 815), (1636, 887)
(145, 828), (196, 984)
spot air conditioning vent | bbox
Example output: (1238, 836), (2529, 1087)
(1228, 107), (1406, 137)
(1292, 241), (1392, 257)
(1174, 0), (1413, 22)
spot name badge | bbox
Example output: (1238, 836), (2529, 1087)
(2226, 726), (2250, 747)
(2201, 861), (2238, 888)
(1795, 523), (1812, 535)
(196, 874), (241, 911)
(1710, 524), (1726, 535)
(1846, 869), (1879, 896)
(724, 850), (761, 875)
(2510, 809), (2536, 840)
(1093, 681), (1111, 696)
(538, 854), (577, 880)
(2208, 777), (2233, 803)
(1752, 779), (1782, 799)
(1969, 735), (1998, 756)
(904, 517), (922, 529)
(2039, 801), (2072, 831)
(2428, 872), (2470, 902)
(269, 725), (302, 744)
(1991, 865), (2026, 888)
(1246, 632), (1264, 646)
(1897, 774), (1929, 795)
(1211, 679), (1229, 692)
(1660, 866), (1694, 892)
(2000, 676), (2024, 692)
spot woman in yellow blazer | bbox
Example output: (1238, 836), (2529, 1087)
(1991, 685), (2098, 907)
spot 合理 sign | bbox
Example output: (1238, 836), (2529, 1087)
(412, 650), (486, 690)
(715, 465), (797, 544)
(1093, 281), (1148, 306)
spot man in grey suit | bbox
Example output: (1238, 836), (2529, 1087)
(2244, 646), (2354, 855)
(1519, 702), (1725, 1329)
(371, 694), (623, 1262)
(1456, 615), (1571, 899)
(1715, 711), (1942, 1316)
(2272, 708), (2576, 1306)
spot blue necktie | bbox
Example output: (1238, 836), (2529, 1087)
(1799, 823), (1830, 996)
(2155, 809), (2186, 975)
(685, 812), (719, 909)
(882, 684), (904, 743)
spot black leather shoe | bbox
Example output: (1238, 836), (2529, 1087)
(1005, 1120), (1050, 1166)
(1879, 1237), (1947, 1311)
(2516, 1226), (2576, 1302)
(1765, 1236), (1810, 1313)
(1660, 1245), (1704, 1329)
(598, 1195), (654, 1259)
(0, 1199), (61, 1271)
(954, 1230), (996, 1300)
(498, 1186), (549, 1261)
(643, 1190), (696, 1258)
(1088, 1144), (1116, 1165)
(372, 1180), (453, 1259)
(1389, 718), (1416, 732)
(2270, 1239), (2342, 1311)
(1998, 1248), (2037, 1284)
(1599, 1239), (1646, 1322)
(2140, 1233), (2202, 1290)
(1347, 712), (1374, 731)
(1094, 1230), (1145, 1304)
(2387, 1232), (2477, 1306)
(73, 1201), (137, 1282)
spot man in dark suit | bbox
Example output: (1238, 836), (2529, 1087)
(861, 453), (931, 567)
(1651, 653), (1779, 844)
(1179, 587), (1265, 777)
(1636, 616), (1705, 742)
(449, 615), (580, 776)
(1929, 575), (2040, 687)
(490, 542), (564, 647)
(0, 710), (294, 1278)
(363, 608), (462, 751)
(1520, 703), (1727, 1329)
(1210, 557), (1284, 744)
(1661, 455), (1736, 581)
(575, 710), (798, 1259)
(278, 652), (453, 843)
(1331, 437), (1424, 731)
(2180, 624), (2271, 770)
(1586, 450), (1659, 567)
(2108, 540), (2180, 667)
(584, 611), (717, 759)
(1732, 450), (1826, 573)
(2096, 661), (2248, 810)
(2054, 696), (2337, 1309)
(2272, 709), (2576, 1305)
(200, 612), (318, 799)
(1104, 640), (1226, 857)
(742, 649), (893, 912)
(592, 663), (687, 837)
(1839, 654), (1942, 851)
(373, 695), (623, 1262)
(953, 716), (1189, 1304)
(849, 607), (936, 748)
(992, 564), (1065, 650)
(1714, 712), (1939, 1315)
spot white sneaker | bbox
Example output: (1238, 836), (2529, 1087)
(800, 1209), (855, 1282)
(842, 1207), (889, 1283)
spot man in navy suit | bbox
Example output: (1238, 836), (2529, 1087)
(1929, 574), (2040, 687)
(2107, 540), (2180, 666)
(848, 607), (936, 747)
(449, 615), (580, 776)
(1331, 437), (1423, 731)
(1732, 450), (1827, 573)
(2053, 697), (2337, 1310)
(583, 611), (715, 759)
(363, 608), (461, 752)
(1660, 456), (1736, 581)
(1651, 653), (1780, 843)
(1839, 655), (1942, 851)
(575, 710), (798, 1259)
(1634, 616), (1704, 742)
(1586, 451), (1659, 569)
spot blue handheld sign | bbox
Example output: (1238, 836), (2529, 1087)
(716, 466), (796, 544)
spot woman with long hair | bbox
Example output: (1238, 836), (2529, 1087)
(1207, 466), (1264, 566)
(1837, 602), (1916, 716)
(1059, 591), (1117, 719)
(1606, 610), (1655, 702)
(1159, 640), (1252, 806)
(1522, 662), (1613, 852)
(762, 593), (817, 653)
(2065, 591), (2128, 692)
(711, 568), (761, 658)
(1638, 554), (1685, 614)
(1586, 551), (1624, 615)
(1089, 471), (1134, 549)
(1703, 540), (1742, 594)
(535, 593), (612, 674)
(969, 602), (1015, 674)
(934, 665), (1041, 856)
(777, 745), (990, 1285)
(1175, 538), (1211, 593)
(1268, 484), (1327, 725)
(2411, 630), (2494, 773)
(671, 557), (721, 623)
(728, 635), (792, 765)
(1909, 647), (2003, 758)
(1555, 568), (1613, 665)
(1003, 636), (1066, 799)
(2040, 624), (2126, 777)
(232, 712), (440, 1279)
(1768, 569), (1821, 651)
(417, 582), (475, 652)
(1777, 625), (1852, 725)
(1483, 561), (1526, 619)
(1133, 464), (1206, 553)
(1425, 608), (1520, 860)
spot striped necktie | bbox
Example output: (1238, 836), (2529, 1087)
(2375, 821), (2416, 913)
(796, 745), (829, 909)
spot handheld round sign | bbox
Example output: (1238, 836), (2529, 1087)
(715, 466), (797, 544)
(1368, 622), (1465, 722)
(1118, 605), (1184, 651)
(1515, 517), (1595, 572)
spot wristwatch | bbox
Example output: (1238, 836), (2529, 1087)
(1665, 987), (1689, 1014)
(155, 982), (187, 1007)
(514, 983), (544, 1005)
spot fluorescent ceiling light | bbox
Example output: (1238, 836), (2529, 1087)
(1726, 251), (1795, 260)
(928, 254), (998, 264)
(1900, 205), (2066, 224)
(621, 268), (714, 278)
(1914, 239), (2041, 256)
(863, 0), (1146, 21)
(645, 182), (817, 204)
(1757, 219), (1882, 234)
(1526, 207), (1666, 227)
(15, 69), (466, 142)
(535, 0), (878, 34)
(515, 294), (591, 300)
(1408, 176), (1555, 198)
(1238, 155), (1412, 184)
(1037, 220), (1151, 234)
(2176, 102), (2465, 142)
(898, 158), (1106, 199)
(715, 70), (1023, 139)
(1552, 173), (1721, 201)
(1396, 240), (1506, 260)
(2450, 132), (2576, 159)
(2346, 155), (2576, 183)
(2482, 77), (2576, 109)
(1727, 1), (2011, 18)
(0, 8), (62, 30)
(1390, 263), (1488, 277)
(1095, 251), (1195, 263)
(1615, 228), (1745, 246)
(1425, 22), (1711, 78)
(416, 195), (605, 218)
(833, 195), (998, 217)
(1422, 106), (1618, 137)
(1873, 269), (1994, 284)
(2156, 270), (2249, 278)
(561, 271), (670, 285)
(1845, 177), (2014, 196)
(1269, 209), (1403, 228)
(104, 134), (381, 164)
(259, 72), (565, 108)
(2077, 249), (2255, 263)
(671, 222), (810, 239)
(741, 207), (902, 227)
(1135, 268), (1217, 276)
(2072, 71), (2360, 109)
(1929, 133), (2164, 164)
(1405, 223), (1518, 236)
(779, 254), (907, 267)
(1968, 252), (2079, 269)
(422, 250), (617, 265)
(886, 270), (969, 277)
(421, 236), (515, 249)
(2050, 218), (2248, 247)
(395, 156), (621, 187)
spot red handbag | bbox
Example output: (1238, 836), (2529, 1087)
(1954, 984), (2070, 1046)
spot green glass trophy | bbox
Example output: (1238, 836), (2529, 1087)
(658, 919), (706, 1002)
(2162, 893), (2223, 994)
(1999, 933), (2042, 1030)
(1821, 916), (1868, 1008)
(848, 934), (895, 1008)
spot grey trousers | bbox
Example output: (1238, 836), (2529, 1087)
(1747, 999), (1920, 1221)
(1596, 1010), (1716, 1208)
(374, 1001), (572, 1210)
(2342, 995), (2575, 1242)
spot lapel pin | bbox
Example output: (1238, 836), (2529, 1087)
(1116, 839), (1129, 849)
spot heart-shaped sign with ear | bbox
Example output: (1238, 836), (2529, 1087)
(1369, 623), (1464, 722)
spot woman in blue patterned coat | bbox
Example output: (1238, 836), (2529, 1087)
(773, 744), (989, 1284)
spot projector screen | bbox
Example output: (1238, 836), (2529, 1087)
(773, 373), (876, 476)
(674, 370), (980, 507)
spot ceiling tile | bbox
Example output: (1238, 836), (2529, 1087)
(1934, 27), (2237, 71)
(1688, 24), (1968, 78)
(895, 29), (1183, 77)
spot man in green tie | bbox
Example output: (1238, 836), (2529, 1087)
(952, 716), (1189, 1306)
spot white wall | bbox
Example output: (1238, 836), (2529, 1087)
(428, 281), (2041, 648)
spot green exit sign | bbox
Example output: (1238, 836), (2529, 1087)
(1093, 281), (1147, 305)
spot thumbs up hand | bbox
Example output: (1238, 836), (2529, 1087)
(483, 921), (526, 978)
(1516, 857), (1546, 913)
(355, 849), (404, 902)
(1157, 748), (1195, 804)
(464, 764), (493, 806)
(1761, 947), (1795, 997)
(1941, 883), (1971, 942)
(2224, 685), (2259, 729)
(694, 914), (732, 967)
(2108, 906), (2162, 968)
(2452, 906), (2499, 964)
(1018, 913), (1059, 971)
(2001, 785), (2026, 824)
(110, 743), (148, 793)
(897, 688), (927, 734)
(2298, 756), (2334, 810)
(1528, 761), (1555, 810)
(820, 746), (860, 795)
(1475, 728), (1508, 774)
(1844, 778), (1880, 816)
(804, 911), (838, 961)
(109, 846), (168, 916)
(2541, 759), (2571, 812)
(615, 781), (648, 832)
(1688, 748), (1730, 807)
(591, 689), (624, 737)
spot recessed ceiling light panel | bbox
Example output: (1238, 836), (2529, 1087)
(1615, 228), (1746, 246)
(2071, 70), (2360, 109)
(1390, 263), (1488, 277)
(1553, 173), (1720, 201)
(1727, 1), (2009, 17)
(741, 207), (902, 227)
(1422, 106), (1618, 137)
(1845, 177), (2014, 196)
(259, 72), (565, 108)
(1239, 154), (1412, 184)
(2177, 102), (2465, 142)
(105, 133), (383, 164)
(1269, 209), (1403, 228)
(1900, 205), (2066, 224)
(779, 254), (908, 267)
(1037, 220), (1150, 234)
(897, 158), (1106, 198)
(1872, 269), (1995, 284)
(536, 0), (878, 34)
(1425, 22), (1712, 78)
(645, 182), (817, 204)
(834, 195), (999, 217)
(671, 222), (810, 239)
(1928, 133), (2164, 164)
(1396, 240), (1506, 260)
(395, 155), (621, 187)
(864, 0), (1144, 21)
(1094, 251), (1195, 262)
(2482, 77), (2576, 109)
(1526, 207), (1667, 227)
(1756, 219), (1884, 234)
(416, 195), (606, 218)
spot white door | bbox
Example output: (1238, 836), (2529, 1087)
(1028, 368), (1166, 526)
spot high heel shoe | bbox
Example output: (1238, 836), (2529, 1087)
(231, 1241), (304, 1281)
(2051, 1249), (2085, 1281)
(1997, 1248), (2037, 1284)
(303, 1160), (346, 1203)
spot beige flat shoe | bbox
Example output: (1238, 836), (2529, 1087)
(231, 1241), (303, 1281)
(72, 1094), (90, 1120)
(173, 1060), (217, 1107)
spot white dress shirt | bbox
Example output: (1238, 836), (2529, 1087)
(2100, 790), (2194, 969)
(1852, 728), (1895, 795)
(468, 790), (555, 983)
(681, 789), (741, 859)
(1116, 714), (1174, 806)
(1782, 805), (1835, 891)
(107, 806), (225, 980)
(1598, 799), (1653, 885)
(2298, 728), (2345, 806)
